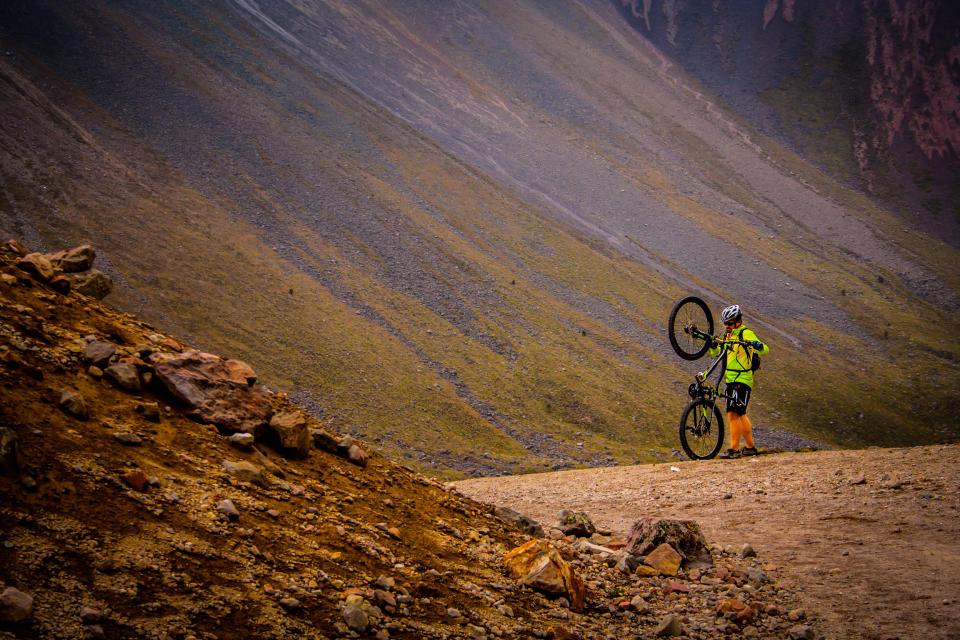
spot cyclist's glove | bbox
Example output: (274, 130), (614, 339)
(751, 340), (764, 349)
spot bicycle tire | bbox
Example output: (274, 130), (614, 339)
(668, 296), (714, 360)
(679, 398), (725, 460)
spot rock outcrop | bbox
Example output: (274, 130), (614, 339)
(152, 350), (273, 435)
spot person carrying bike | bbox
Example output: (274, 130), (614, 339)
(709, 304), (769, 458)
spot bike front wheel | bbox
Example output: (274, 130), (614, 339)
(668, 296), (714, 360)
(679, 398), (725, 460)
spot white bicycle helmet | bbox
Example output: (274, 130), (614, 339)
(720, 304), (742, 323)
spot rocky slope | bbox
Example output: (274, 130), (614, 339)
(0, 242), (821, 639)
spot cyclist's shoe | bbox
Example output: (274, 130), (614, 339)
(741, 447), (759, 457)
(718, 448), (741, 459)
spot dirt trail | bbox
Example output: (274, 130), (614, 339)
(452, 445), (960, 640)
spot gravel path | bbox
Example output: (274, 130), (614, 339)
(452, 445), (960, 640)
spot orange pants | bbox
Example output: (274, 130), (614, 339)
(728, 412), (754, 450)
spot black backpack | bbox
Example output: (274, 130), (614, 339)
(736, 328), (761, 372)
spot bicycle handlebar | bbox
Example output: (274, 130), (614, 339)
(683, 324), (757, 349)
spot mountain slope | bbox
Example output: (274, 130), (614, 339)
(614, 0), (960, 246)
(0, 0), (958, 478)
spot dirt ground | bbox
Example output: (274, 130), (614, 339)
(452, 445), (960, 640)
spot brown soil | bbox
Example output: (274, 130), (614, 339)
(0, 245), (821, 640)
(452, 446), (960, 640)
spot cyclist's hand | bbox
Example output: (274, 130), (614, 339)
(751, 340), (764, 349)
(710, 339), (719, 348)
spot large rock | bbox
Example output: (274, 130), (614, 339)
(495, 505), (545, 537)
(104, 362), (141, 392)
(554, 509), (596, 538)
(0, 587), (33, 622)
(68, 269), (112, 299)
(503, 539), (585, 611)
(222, 459), (267, 486)
(83, 341), (116, 367)
(152, 350), (272, 434)
(268, 411), (310, 457)
(644, 542), (682, 576)
(48, 245), (95, 272)
(625, 517), (709, 563)
(17, 253), (54, 281)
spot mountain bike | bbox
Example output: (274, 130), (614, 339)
(667, 296), (755, 460)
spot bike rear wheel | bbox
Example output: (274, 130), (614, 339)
(668, 296), (714, 360)
(679, 398), (725, 460)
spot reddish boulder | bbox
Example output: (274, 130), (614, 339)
(152, 350), (272, 434)
(17, 253), (54, 281)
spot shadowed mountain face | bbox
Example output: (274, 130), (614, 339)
(0, 0), (958, 477)
(614, 0), (960, 246)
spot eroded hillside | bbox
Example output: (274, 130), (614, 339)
(0, 0), (957, 478)
(0, 242), (819, 639)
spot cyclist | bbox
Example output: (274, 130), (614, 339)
(708, 304), (769, 458)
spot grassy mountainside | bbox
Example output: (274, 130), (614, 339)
(0, 0), (958, 478)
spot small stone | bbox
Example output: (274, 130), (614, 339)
(787, 608), (806, 622)
(217, 499), (240, 520)
(59, 389), (89, 420)
(279, 597), (301, 611)
(654, 613), (682, 637)
(113, 432), (142, 446)
(84, 341), (116, 367)
(228, 433), (255, 449)
(135, 402), (160, 421)
(788, 625), (815, 640)
(104, 362), (141, 392)
(347, 443), (369, 467)
(374, 575), (396, 591)
(0, 427), (23, 476)
(663, 581), (689, 595)
(222, 459), (266, 486)
(741, 543), (756, 558)
(342, 601), (368, 632)
(19, 475), (37, 492)
(447, 607), (462, 618)
(79, 606), (102, 623)
(122, 470), (149, 492)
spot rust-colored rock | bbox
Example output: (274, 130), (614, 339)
(645, 542), (682, 576)
(152, 350), (272, 434)
(504, 539), (585, 611)
(122, 470), (149, 492)
(268, 411), (310, 457)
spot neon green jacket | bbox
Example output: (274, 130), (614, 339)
(707, 326), (770, 388)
